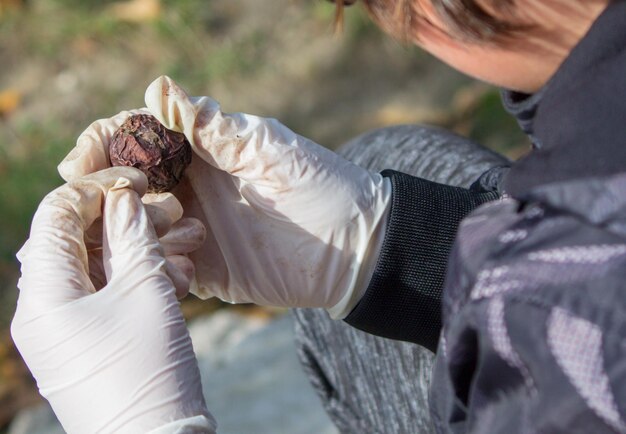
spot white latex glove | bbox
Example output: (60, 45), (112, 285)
(59, 76), (391, 318)
(59, 108), (207, 300)
(11, 167), (216, 434)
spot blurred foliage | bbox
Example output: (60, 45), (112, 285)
(0, 0), (527, 427)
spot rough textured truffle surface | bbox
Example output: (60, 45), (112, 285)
(109, 114), (192, 193)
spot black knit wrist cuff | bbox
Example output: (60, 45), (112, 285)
(344, 170), (499, 352)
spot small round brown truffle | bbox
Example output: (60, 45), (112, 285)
(109, 114), (192, 193)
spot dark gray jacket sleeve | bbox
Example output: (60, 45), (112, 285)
(429, 185), (626, 434)
(344, 170), (499, 352)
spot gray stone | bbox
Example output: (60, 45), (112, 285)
(7, 403), (63, 434)
(189, 311), (338, 434)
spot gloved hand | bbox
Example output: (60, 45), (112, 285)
(59, 76), (391, 318)
(59, 108), (207, 300)
(11, 167), (216, 434)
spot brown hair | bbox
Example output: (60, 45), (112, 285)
(333, 0), (610, 48)
(331, 0), (522, 42)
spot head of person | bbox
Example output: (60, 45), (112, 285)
(332, 0), (610, 93)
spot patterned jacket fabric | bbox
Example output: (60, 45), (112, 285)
(430, 175), (626, 433)
(347, 1), (626, 432)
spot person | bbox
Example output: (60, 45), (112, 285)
(11, 0), (626, 432)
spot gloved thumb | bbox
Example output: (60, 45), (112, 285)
(102, 179), (168, 289)
(145, 75), (304, 188)
(144, 75), (209, 147)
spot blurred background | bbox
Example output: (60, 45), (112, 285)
(0, 0), (529, 432)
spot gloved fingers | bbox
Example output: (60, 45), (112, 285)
(142, 192), (184, 223)
(83, 192), (182, 248)
(144, 203), (174, 238)
(41, 167), (147, 233)
(166, 167), (244, 301)
(145, 76), (304, 189)
(58, 108), (150, 182)
(166, 255), (195, 299)
(82, 212), (169, 296)
(16, 167), (147, 306)
(142, 192), (184, 238)
(102, 183), (166, 285)
(160, 218), (206, 256)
